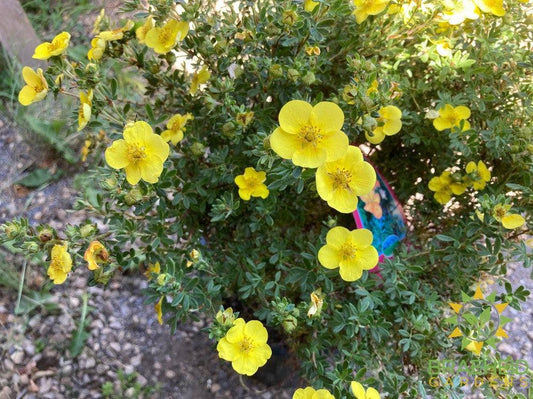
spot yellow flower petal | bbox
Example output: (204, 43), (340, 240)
(311, 102), (345, 134)
(244, 320), (268, 343)
(318, 245), (342, 269)
(105, 139), (130, 169)
(501, 214), (525, 229)
(279, 100), (313, 135)
(125, 164), (142, 185)
(18, 86), (38, 106)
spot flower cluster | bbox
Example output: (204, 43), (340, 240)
(428, 161), (491, 204)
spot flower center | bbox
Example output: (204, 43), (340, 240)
(239, 336), (255, 353)
(298, 125), (322, 146)
(339, 242), (357, 260)
(494, 207), (506, 219)
(330, 168), (352, 190)
(127, 143), (147, 163)
(159, 28), (173, 46)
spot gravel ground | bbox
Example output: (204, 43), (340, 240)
(0, 110), (531, 399)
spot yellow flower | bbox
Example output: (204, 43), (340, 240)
(304, 0), (319, 12)
(293, 387), (335, 399)
(316, 146), (376, 213)
(78, 89), (93, 131)
(428, 171), (466, 205)
(353, 0), (390, 24)
(365, 105), (402, 144)
(474, 0), (505, 16)
(92, 8), (105, 34)
(105, 121), (170, 185)
(216, 318), (272, 376)
(270, 100), (349, 168)
(32, 32), (71, 60)
(190, 66), (211, 95)
(366, 79), (378, 95)
(465, 340), (483, 355)
(318, 226), (379, 282)
(99, 20), (134, 41)
(47, 244), (72, 284)
(81, 139), (91, 162)
(18, 67), (48, 106)
(161, 113), (193, 145)
(465, 161), (491, 190)
(136, 16), (155, 44)
(88, 37), (106, 61)
(234, 167), (269, 201)
(433, 104), (471, 132)
(155, 296), (164, 325)
(145, 19), (189, 54)
(307, 289), (324, 317)
(351, 381), (381, 399)
(144, 261), (161, 280)
(435, 39), (453, 57)
(83, 241), (108, 271)
(441, 0), (480, 25)
(305, 46), (321, 56)
(492, 204), (525, 229)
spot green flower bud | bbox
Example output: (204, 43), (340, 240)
(364, 60), (376, 71)
(215, 307), (235, 327)
(302, 71), (316, 86)
(103, 177), (118, 190)
(362, 115), (378, 131)
(124, 188), (143, 205)
(361, 96), (374, 110)
(222, 122), (236, 138)
(80, 224), (96, 238)
(282, 10), (298, 26)
(269, 64), (283, 78)
(25, 242), (40, 253)
(38, 228), (53, 243)
(190, 142), (206, 157)
(156, 273), (167, 286)
(282, 315), (298, 333)
(287, 68), (300, 82)
(263, 136), (271, 150)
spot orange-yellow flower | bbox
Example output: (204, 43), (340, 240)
(47, 244), (72, 284)
(105, 121), (170, 185)
(84, 241), (108, 270)
(145, 19), (189, 54)
(292, 387), (335, 399)
(161, 113), (193, 145)
(33, 32), (70, 60)
(216, 318), (272, 376)
(433, 104), (471, 132)
(88, 37), (106, 61)
(353, 0), (390, 24)
(270, 100), (349, 168)
(18, 67), (48, 106)
(318, 227), (379, 282)
(304, 0), (319, 12)
(234, 167), (269, 200)
(316, 146), (376, 213)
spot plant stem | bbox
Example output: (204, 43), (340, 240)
(15, 259), (28, 314)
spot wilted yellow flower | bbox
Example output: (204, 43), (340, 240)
(304, 0), (319, 12)
(305, 46), (321, 56)
(234, 167), (269, 201)
(433, 104), (471, 131)
(316, 146), (376, 213)
(307, 289), (324, 317)
(155, 296), (164, 325)
(474, 0), (505, 16)
(428, 171), (466, 204)
(365, 105), (402, 144)
(84, 241), (108, 270)
(105, 121), (170, 185)
(353, 0), (390, 24)
(99, 20), (134, 41)
(270, 100), (349, 168)
(351, 381), (381, 399)
(217, 318), (271, 376)
(88, 37), (106, 61)
(136, 16), (155, 44)
(318, 226), (379, 282)
(145, 19), (189, 54)
(18, 67), (48, 106)
(492, 204), (525, 229)
(78, 89), (93, 131)
(236, 111), (254, 127)
(33, 32), (70, 60)
(161, 113), (193, 145)
(293, 387), (334, 399)
(441, 0), (480, 25)
(366, 79), (378, 95)
(144, 261), (161, 280)
(81, 140), (91, 162)
(465, 161), (491, 190)
(47, 244), (72, 284)
(190, 66), (211, 95)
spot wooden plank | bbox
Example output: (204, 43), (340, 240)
(0, 0), (41, 67)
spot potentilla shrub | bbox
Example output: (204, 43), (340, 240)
(3, 0), (532, 397)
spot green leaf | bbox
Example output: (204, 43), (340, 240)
(15, 168), (57, 188)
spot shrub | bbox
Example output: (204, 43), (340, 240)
(3, 0), (532, 397)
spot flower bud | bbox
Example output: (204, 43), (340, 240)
(263, 136), (271, 150)
(25, 242), (40, 253)
(282, 315), (298, 333)
(80, 224), (97, 238)
(38, 228), (53, 242)
(287, 68), (300, 82)
(269, 64), (283, 79)
(362, 115), (378, 131)
(190, 249), (201, 261)
(302, 71), (316, 86)
(282, 10), (298, 26)
(156, 273), (167, 286)
(103, 177), (118, 190)
(361, 96), (373, 110)
(215, 307), (235, 327)
(222, 122), (236, 138)
(236, 111), (254, 127)
(124, 188), (143, 205)
(190, 142), (206, 157)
